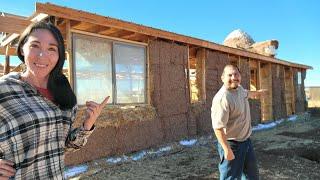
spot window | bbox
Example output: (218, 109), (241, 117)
(114, 43), (146, 103)
(297, 71), (302, 99)
(73, 34), (146, 105)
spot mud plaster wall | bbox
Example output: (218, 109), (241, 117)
(66, 116), (163, 165)
(272, 64), (287, 119)
(249, 99), (261, 125)
(149, 40), (194, 141)
(66, 40), (191, 165)
(239, 57), (250, 90)
(293, 69), (307, 113)
(194, 50), (229, 134)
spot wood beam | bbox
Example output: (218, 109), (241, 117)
(65, 20), (74, 89)
(107, 30), (134, 38)
(0, 46), (16, 55)
(0, 16), (30, 34)
(98, 27), (119, 35)
(71, 21), (92, 30)
(0, 33), (19, 47)
(121, 32), (139, 39)
(35, 2), (311, 70)
(85, 25), (111, 33)
(1, 13), (48, 47)
(4, 45), (10, 74)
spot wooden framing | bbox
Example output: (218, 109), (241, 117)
(249, 59), (259, 91)
(0, 16), (30, 34)
(65, 20), (74, 89)
(189, 47), (206, 103)
(259, 62), (273, 121)
(0, 46), (16, 56)
(0, 2), (310, 116)
(284, 67), (295, 115)
(0, 2), (314, 70)
(33, 3), (310, 70)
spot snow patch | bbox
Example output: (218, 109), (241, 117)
(179, 139), (197, 146)
(131, 151), (147, 161)
(288, 115), (298, 122)
(64, 165), (88, 179)
(252, 119), (284, 131)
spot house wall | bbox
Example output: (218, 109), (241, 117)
(272, 64), (287, 119)
(148, 40), (195, 141)
(66, 39), (193, 165)
(249, 99), (261, 125)
(65, 40), (307, 166)
(239, 57), (250, 90)
(197, 50), (229, 133)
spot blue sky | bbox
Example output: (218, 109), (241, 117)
(1, 0), (319, 86)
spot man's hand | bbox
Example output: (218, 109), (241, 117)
(83, 96), (110, 130)
(224, 147), (235, 160)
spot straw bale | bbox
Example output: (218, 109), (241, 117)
(248, 40), (278, 57)
(223, 29), (255, 49)
(272, 64), (287, 119)
(74, 105), (157, 128)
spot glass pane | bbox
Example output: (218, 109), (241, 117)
(297, 72), (302, 85)
(73, 34), (113, 104)
(114, 43), (145, 103)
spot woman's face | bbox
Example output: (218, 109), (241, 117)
(21, 29), (59, 80)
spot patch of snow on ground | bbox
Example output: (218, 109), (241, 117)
(288, 115), (298, 122)
(252, 119), (284, 131)
(106, 157), (122, 164)
(64, 165), (88, 179)
(179, 139), (197, 146)
(131, 151), (147, 161)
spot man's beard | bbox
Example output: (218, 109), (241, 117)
(229, 81), (239, 89)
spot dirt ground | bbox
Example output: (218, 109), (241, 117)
(71, 112), (320, 180)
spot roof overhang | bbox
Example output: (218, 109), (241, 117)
(0, 2), (312, 70)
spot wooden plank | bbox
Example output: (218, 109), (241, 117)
(4, 45), (10, 75)
(1, 13), (48, 47)
(290, 67), (296, 113)
(257, 60), (261, 89)
(71, 29), (148, 46)
(0, 16), (30, 34)
(65, 20), (74, 89)
(0, 46), (16, 56)
(85, 25), (111, 33)
(0, 33), (19, 47)
(121, 32), (139, 39)
(108, 30), (135, 38)
(35, 3), (311, 70)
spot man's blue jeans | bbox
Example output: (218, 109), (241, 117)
(216, 138), (259, 180)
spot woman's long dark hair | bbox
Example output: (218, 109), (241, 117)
(17, 21), (77, 110)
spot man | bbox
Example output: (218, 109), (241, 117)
(211, 64), (266, 180)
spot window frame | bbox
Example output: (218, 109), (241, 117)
(72, 31), (148, 105)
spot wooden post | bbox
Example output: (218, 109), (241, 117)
(4, 45), (10, 75)
(257, 61), (261, 90)
(290, 67), (296, 113)
(268, 63), (273, 120)
(65, 20), (74, 90)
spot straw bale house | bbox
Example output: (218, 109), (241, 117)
(0, 3), (312, 165)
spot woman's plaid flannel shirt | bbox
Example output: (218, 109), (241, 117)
(0, 73), (94, 179)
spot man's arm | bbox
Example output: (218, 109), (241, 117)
(248, 89), (268, 99)
(214, 128), (235, 160)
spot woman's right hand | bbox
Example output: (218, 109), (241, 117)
(0, 159), (16, 179)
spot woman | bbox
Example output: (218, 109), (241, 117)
(0, 22), (109, 179)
